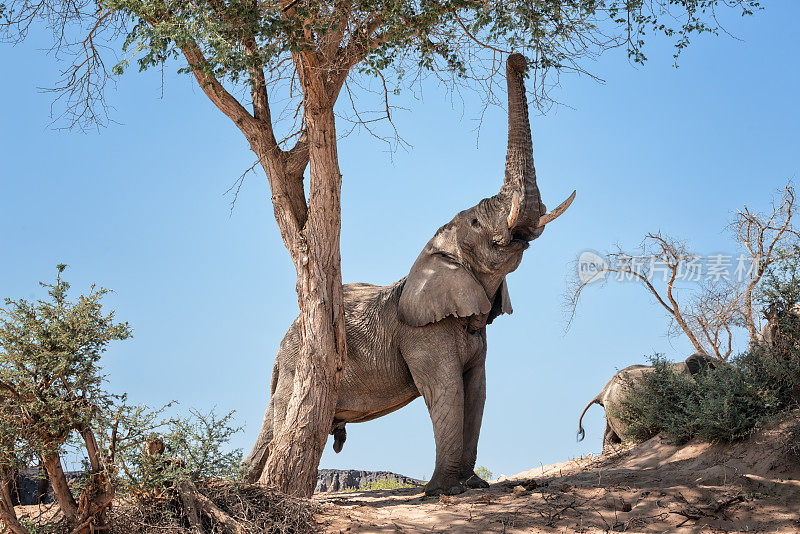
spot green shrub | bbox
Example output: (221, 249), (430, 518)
(690, 365), (773, 442)
(475, 466), (493, 481)
(122, 408), (243, 494)
(739, 333), (800, 408)
(613, 356), (697, 444)
(163, 408), (243, 481)
(614, 356), (772, 445)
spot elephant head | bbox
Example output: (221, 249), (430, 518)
(398, 53), (575, 327)
(684, 352), (719, 375)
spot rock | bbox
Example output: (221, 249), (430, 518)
(522, 479), (538, 490)
(512, 485), (527, 497)
(315, 469), (424, 493)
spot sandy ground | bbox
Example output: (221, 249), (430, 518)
(316, 413), (800, 533)
(9, 413), (799, 533)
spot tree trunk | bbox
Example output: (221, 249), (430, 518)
(76, 429), (113, 532)
(179, 39), (347, 497)
(41, 451), (78, 521)
(261, 103), (347, 496)
(0, 468), (27, 534)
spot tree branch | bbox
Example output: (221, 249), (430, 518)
(180, 39), (262, 142)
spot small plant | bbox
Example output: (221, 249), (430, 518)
(17, 518), (59, 534)
(361, 477), (417, 491)
(475, 466), (493, 482)
(163, 408), (243, 481)
(122, 408), (243, 494)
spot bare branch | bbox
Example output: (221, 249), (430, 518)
(567, 182), (799, 361)
(730, 183), (798, 343)
(225, 159), (260, 216)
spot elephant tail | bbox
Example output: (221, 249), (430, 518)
(577, 397), (600, 442)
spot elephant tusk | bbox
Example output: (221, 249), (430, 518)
(536, 190), (576, 228)
(507, 191), (521, 228)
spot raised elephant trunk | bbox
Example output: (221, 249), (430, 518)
(501, 53), (541, 238)
(501, 53), (574, 238)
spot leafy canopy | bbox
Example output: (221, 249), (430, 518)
(0, 265), (132, 462)
(1, 0), (761, 129)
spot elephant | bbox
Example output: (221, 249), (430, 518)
(242, 53), (576, 496)
(576, 353), (719, 449)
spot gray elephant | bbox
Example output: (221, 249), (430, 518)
(243, 54), (575, 496)
(576, 353), (719, 449)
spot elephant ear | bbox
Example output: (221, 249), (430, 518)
(398, 252), (492, 327)
(487, 279), (513, 325)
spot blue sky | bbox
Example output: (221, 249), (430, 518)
(1, 3), (799, 480)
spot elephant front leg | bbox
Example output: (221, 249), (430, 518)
(460, 364), (489, 489)
(409, 363), (466, 496)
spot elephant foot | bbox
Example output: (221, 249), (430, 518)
(423, 480), (465, 497)
(462, 474), (490, 489)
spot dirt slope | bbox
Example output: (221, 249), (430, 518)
(316, 412), (800, 533)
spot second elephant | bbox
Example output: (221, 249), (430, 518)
(576, 353), (719, 449)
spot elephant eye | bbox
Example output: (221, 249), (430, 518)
(470, 218), (480, 228)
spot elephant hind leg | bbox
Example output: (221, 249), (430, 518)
(242, 400), (274, 483)
(602, 421), (621, 451)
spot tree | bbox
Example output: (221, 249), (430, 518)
(566, 184), (798, 360)
(731, 185), (800, 341)
(2, 0), (761, 496)
(0, 266), (164, 533)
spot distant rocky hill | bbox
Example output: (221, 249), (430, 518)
(13, 468), (51, 505)
(315, 469), (423, 493)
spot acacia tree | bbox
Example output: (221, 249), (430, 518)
(2, 0), (761, 495)
(0, 266), (167, 533)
